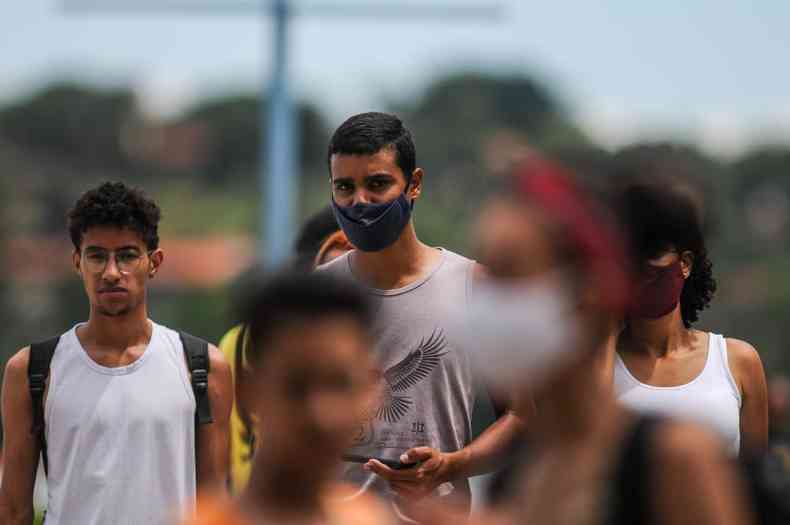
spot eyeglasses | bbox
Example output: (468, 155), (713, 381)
(82, 249), (151, 275)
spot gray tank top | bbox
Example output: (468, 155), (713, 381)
(43, 321), (197, 525)
(319, 249), (477, 513)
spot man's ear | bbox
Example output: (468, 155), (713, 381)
(148, 248), (164, 278)
(73, 249), (82, 276)
(408, 168), (424, 201)
(681, 251), (694, 279)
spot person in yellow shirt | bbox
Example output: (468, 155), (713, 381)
(218, 324), (253, 492)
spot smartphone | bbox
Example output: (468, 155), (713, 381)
(342, 454), (417, 470)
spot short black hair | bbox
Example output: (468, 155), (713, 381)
(242, 271), (373, 367)
(292, 206), (339, 269)
(236, 271), (372, 452)
(615, 181), (716, 327)
(67, 181), (161, 251)
(327, 112), (416, 180)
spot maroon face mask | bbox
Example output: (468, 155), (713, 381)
(627, 260), (685, 319)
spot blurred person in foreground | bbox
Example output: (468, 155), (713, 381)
(185, 272), (393, 525)
(610, 166), (768, 456)
(319, 112), (524, 520)
(444, 156), (753, 525)
(220, 206), (351, 493)
(0, 182), (233, 525)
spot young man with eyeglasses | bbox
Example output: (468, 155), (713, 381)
(319, 112), (524, 521)
(0, 182), (233, 525)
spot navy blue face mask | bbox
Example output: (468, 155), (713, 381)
(331, 181), (414, 252)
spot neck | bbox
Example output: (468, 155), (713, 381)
(626, 305), (689, 357)
(83, 304), (151, 349)
(243, 459), (326, 519)
(351, 222), (438, 289)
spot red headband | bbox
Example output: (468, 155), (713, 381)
(513, 156), (631, 315)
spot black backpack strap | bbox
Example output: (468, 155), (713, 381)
(179, 332), (213, 425)
(28, 336), (60, 476)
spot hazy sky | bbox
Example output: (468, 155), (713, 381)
(2, 1), (790, 156)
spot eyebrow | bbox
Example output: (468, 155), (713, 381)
(332, 172), (394, 183)
(83, 245), (142, 253)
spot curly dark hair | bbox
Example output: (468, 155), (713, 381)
(615, 179), (716, 327)
(67, 181), (161, 251)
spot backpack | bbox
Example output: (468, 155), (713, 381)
(28, 331), (213, 475)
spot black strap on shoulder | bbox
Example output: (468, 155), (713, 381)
(179, 331), (213, 425)
(28, 336), (60, 476)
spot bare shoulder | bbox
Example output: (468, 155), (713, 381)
(725, 337), (765, 388)
(2, 347), (33, 420)
(3, 346), (31, 382)
(208, 344), (231, 377)
(725, 337), (762, 368)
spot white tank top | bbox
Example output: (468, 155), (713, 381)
(613, 333), (742, 455)
(44, 321), (197, 525)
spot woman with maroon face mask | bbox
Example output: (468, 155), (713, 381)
(612, 179), (769, 456)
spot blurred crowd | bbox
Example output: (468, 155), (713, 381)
(1, 112), (790, 525)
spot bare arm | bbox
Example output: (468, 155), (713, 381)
(653, 422), (754, 525)
(446, 410), (525, 479)
(0, 348), (41, 525)
(195, 345), (233, 494)
(727, 338), (769, 453)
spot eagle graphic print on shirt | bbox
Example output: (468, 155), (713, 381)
(374, 329), (448, 423)
(355, 330), (448, 447)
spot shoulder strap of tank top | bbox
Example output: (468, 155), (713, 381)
(28, 335), (61, 476)
(710, 333), (742, 402)
(179, 331), (213, 425)
(610, 415), (662, 525)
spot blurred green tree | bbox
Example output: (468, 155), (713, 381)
(398, 72), (588, 173)
(0, 83), (134, 170)
(185, 94), (329, 186)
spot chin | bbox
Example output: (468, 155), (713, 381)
(98, 306), (132, 317)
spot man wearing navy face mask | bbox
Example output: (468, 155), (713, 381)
(319, 112), (524, 520)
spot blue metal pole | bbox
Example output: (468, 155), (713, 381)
(262, 0), (295, 266)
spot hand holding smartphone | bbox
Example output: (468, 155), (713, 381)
(342, 453), (418, 470)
